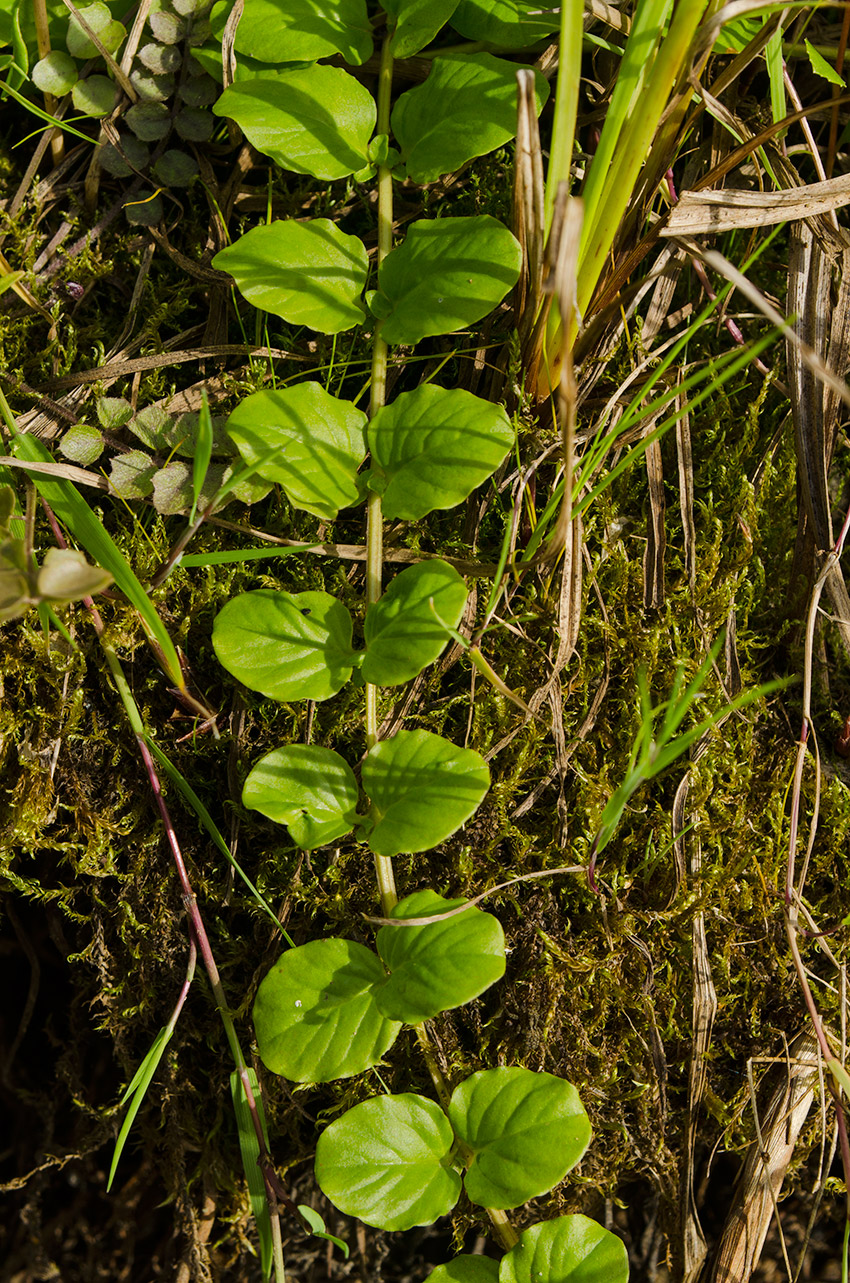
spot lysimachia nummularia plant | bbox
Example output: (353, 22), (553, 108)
(211, 0), (629, 1279)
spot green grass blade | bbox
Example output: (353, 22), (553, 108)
(190, 391), (214, 524)
(107, 1026), (174, 1191)
(231, 1069), (274, 1280)
(544, 0), (583, 229)
(181, 544), (321, 567)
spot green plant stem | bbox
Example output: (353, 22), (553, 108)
(366, 34), (397, 916)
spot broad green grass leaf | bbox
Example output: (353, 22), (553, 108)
(361, 730), (490, 856)
(362, 560), (467, 685)
(253, 939), (401, 1081)
(234, 0), (372, 64)
(392, 53), (548, 183)
(226, 383), (367, 519)
(431, 1259), (500, 1283)
(230, 1068), (274, 1280)
(384, 0), (460, 57)
(376, 890), (505, 1023)
(314, 1094), (460, 1229)
(366, 384), (514, 519)
(214, 67), (376, 178)
(376, 217), (521, 345)
(450, 1067), (591, 1208)
(242, 744), (359, 848)
(108, 1026), (173, 1190)
(449, 0), (560, 47)
(499, 1216), (629, 1283)
(213, 589), (356, 701)
(213, 220), (368, 334)
(805, 38), (845, 86)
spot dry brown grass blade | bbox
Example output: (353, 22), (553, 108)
(675, 373), (697, 598)
(36, 346), (307, 391)
(707, 1032), (821, 1283)
(672, 738), (717, 1283)
(664, 173), (850, 236)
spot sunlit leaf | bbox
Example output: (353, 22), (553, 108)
(213, 220), (368, 334)
(214, 66), (376, 178)
(315, 1093), (460, 1229)
(242, 744), (359, 848)
(499, 1216), (629, 1283)
(392, 53), (548, 182)
(253, 939), (401, 1082)
(234, 0), (373, 63)
(362, 559), (468, 684)
(375, 216), (521, 345)
(361, 730), (490, 856)
(450, 1067), (591, 1209)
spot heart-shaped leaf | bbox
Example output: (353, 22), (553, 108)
(367, 384), (514, 520)
(361, 730), (490, 856)
(450, 1068), (591, 1209)
(449, 0), (560, 48)
(376, 890), (505, 1024)
(315, 1093), (461, 1230)
(375, 216), (521, 345)
(392, 53), (549, 183)
(234, 0), (373, 65)
(213, 220), (368, 334)
(253, 939), (401, 1082)
(214, 67), (376, 179)
(362, 559), (467, 684)
(383, 0), (460, 57)
(225, 383), (367, 519)
(242, 745), (359, 848)
(213, 590), (356, 701)
(499, 1217), (630, 1283)
(431, 1259), (500, 1283)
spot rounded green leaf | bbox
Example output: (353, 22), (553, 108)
(392, 53), (549, 183)
(315, 1094), (460, 1230)
(213, 220), (368, 334)
(384, 0), (461, 57)
(243, 745), (359, 849)
(214, 67), (376, 179)
(32, 51), (78, 95)
(225, 383), (367, 520)
(376, 216), (521, 345)
(431, 1259), (500, 1283)
(362, 560), (467, 685)
(450, 1068), (592, 1209)
(253, 940), (401, 1083)
(499, 1217), (630, 1283)
(376, 890), (505, 1024)
(234, 0), (373, 65)
(449, 0), (560, 48)
(367, 384), (514, 520)
(72, 75), (119, 118)
(362, 730), (490, 856)
(212, 590), (356, 701)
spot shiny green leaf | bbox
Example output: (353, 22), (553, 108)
(234, 0), (373, 63)
(242, 745), (359, 849)
(499, 1216), (629, 1283)
(253, 939), (401, 1082)
(315, 1093), (460, 1229)
(362, 559), (467, 685)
